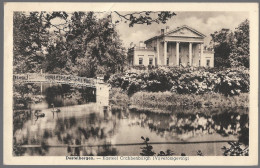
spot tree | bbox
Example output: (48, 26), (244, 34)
(14, 11), (177, 76)
(229, 19), (249, 68)
(13, 12), (49, 73)
(210, 19), (250, 68)
(210, 28), (233, 68)
(50, 12), (127, 77)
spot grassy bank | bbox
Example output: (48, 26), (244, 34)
(130, 91), (248, 114)
(109, 88), (249, 114)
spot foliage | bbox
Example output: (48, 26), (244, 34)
(210, 28), (233, 67)
(109, 88), (129, 107)
(140, 136), (205, 156)
(140, 136), (156, 156)
(140, 136), (175, 156)
(130, 92), (248, 113)
(210, 19), (249, 68)
(229, 19), (250, 68)
(13, 12), (126, 78)
(14, 11), (177, 77)
(108, 67), (249, 96)
(113, 11), (176, 27)
(13, 12), (50, 73)
(64, 12), (126, 77)
(45, 85), (95, 107)
(13, 83), (44, 110)
(222, 142), (249, 156)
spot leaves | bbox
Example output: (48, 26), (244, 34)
(14, 11), (126, 77)
(114, 11), (176, 27)
(211, 19), (249, 68)
(109, 67), (249, 96)
(230, 19), (249, 68)
(222, 141), (249, 156)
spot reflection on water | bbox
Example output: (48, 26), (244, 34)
(13, 100), (249, 156)
(129, 108), (248, 142)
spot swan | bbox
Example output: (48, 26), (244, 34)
(51, 103), (61, 112)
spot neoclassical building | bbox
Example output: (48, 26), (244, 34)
(128, 25), (214, 67)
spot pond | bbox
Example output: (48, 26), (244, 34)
(13, 85), (249, 156)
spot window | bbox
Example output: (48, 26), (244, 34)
(139, 58), (143, 65)
(149, 58), (153, 65)
(206, 59), (210, 67)
(167, 58), (169, 65)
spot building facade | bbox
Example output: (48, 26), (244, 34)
(128, 25), (214, 67)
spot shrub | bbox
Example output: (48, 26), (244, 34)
(108, 67), (249, 96)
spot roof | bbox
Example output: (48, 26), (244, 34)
(144, 25), (206, 43)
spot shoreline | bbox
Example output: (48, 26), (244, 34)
(110, 88), (249, 114)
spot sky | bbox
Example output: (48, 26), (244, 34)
(114, 11), (249, 48)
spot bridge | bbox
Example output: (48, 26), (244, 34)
(13, 73), (104, 87)
(14, 73), (110, 106)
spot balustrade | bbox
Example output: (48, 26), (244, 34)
(13, 73), (102, 87)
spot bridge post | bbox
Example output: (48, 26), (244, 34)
(40, 69), (43, 94)
(95, 84), (110, 106)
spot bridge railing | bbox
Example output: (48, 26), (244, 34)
(13, 73), (102, 86)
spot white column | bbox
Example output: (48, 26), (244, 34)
(200, 43), (204, 67)
(189, 42), (192, 66)
(164, 41), (167, 65)
(176, 42), (179, 66)
(156, 39), (160, 65)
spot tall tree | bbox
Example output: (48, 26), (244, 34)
(14, 11), (177, 76)
(229, 19), (249, 68)
(46, 12), (126, 77)
(13, 12), (49, 73)
(210, 28), (233, 68)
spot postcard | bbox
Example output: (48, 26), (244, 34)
(3, 2), (258, 166)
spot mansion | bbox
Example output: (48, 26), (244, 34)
(128, 25), (214, 67)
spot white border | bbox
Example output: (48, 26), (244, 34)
(3, 2), (259, 165)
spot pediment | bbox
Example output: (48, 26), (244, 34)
(166, 26), (205, 38)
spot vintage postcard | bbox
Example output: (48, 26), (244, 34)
(3, 2), (259, 166)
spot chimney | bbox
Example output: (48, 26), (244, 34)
(166, 26), (170, 33)
(161, 29), (165, 35)
(130, 42), (134, 48)
(139, 41), (145, 48)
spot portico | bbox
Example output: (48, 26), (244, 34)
(129, 25), (214, 67)
(162, 40), (204, 67)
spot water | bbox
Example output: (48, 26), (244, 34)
(13, 101), (248, 156)
(13, 84), (249, 156)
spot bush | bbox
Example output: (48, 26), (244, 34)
(108, 67), (249, 96)
(13, 83), (43, 110)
